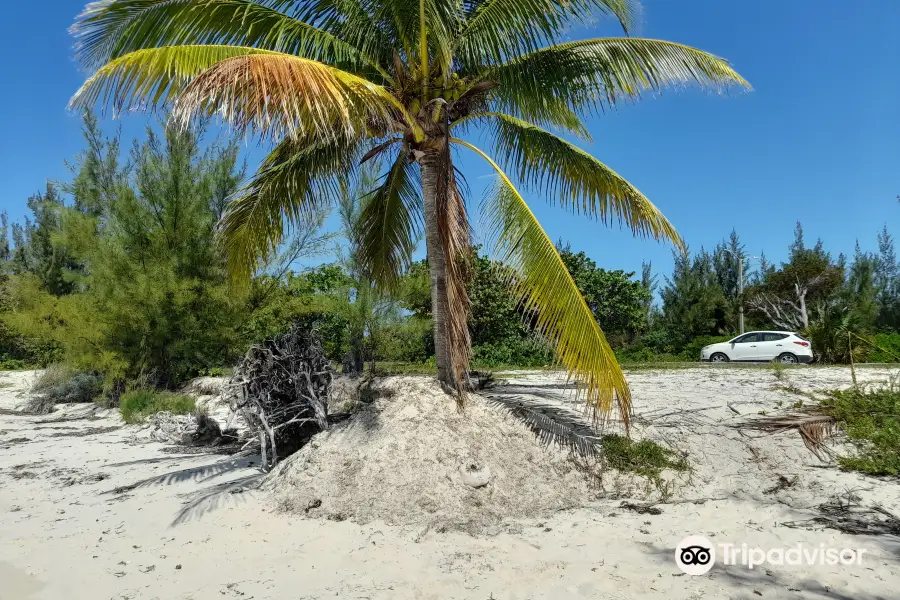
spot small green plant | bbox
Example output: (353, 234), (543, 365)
(820, 383), (900, 476)
(200, 366), (233, 377)
(119, 389), (196, 424)
(771, 360), (787, 381)
(599, 435), (689, 480)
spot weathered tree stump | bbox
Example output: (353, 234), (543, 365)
(228, 326), (332, 469)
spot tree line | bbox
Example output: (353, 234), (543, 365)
(1, 117), (896, 399)
(630, 223), (900, 363)
(0, 116), (653, 397)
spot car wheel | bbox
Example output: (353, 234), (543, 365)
(778, 353), (798, 364)
(710, 353), (729, 363)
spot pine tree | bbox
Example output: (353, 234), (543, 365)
(875, 225), (900, 330)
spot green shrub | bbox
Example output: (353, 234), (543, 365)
(471, 337), (554, 369)
(376, 318), (433, 364)
(599, 434), (689, 480)
(119, 389), (196, 424)
(614, 347), (682, 364)
(678, 335), (733, 361)
(0, 359), (28, 371)
(200, 366), (233, 378)
(865, 333), (900, 363)
(821, 382), (900, 475)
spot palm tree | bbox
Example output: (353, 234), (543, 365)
(71, 0), (748, 427)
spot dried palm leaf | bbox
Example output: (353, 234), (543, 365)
(485, 392), (602, 460)
(736, 412), (837, 461)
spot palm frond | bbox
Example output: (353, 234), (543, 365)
(454, 138), (631, 429)
(480, 112), (681, 246)
(357, 147), (423, 289)
(485, 391), (602, 459)
(217, 135), (361, 283)
(455, 0), (640, 67)
(69, 45), (275, 113)
(71, 0), (390, 79)
(736, 412), (837, 462)
(487, 38), (750, 123)
(170, 52), (399, 142)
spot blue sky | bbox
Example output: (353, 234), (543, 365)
(0, 0), (898, 283)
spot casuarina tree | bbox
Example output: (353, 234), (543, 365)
(70, 0), (748, 425)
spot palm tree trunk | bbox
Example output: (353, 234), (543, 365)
(420, 154), (452, 386)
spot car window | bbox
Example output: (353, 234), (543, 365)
(761, 333), (788, 342)
(733, 333), (760, 343)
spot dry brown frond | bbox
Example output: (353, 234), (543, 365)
(436, 144), (473, 405)
(171, 53), (397, 142)
(736, 412), (837, 461)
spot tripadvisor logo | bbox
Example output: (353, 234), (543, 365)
(675, 536), (715, 575)
(675, 536), (868, 575)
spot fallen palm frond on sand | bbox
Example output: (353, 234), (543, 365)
(484, 393), (602, 460)
(735, 377), (900, 476)
(782, 490), (900, 537)
(733, 411), (837, 461)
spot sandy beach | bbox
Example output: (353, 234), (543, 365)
(1, 366), (898, 600)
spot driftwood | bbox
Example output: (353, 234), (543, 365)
(228, 326), (333, 469)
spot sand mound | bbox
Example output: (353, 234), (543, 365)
(267, 376), (595, 532)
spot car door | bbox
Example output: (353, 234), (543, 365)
(757, 332), (789, 360)
(729, 333), (761, 361)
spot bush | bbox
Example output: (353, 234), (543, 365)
(678, 335), (733, 361)
(27, 364), (104, 414)
(0, 359), (27, 371)
(376, 318), (433, 364)
(820, 382), (900, 475)
(614, 347), (682, 364)
(599, 434), (689, 480)
(471, 336), (554, 369)
(119, 389), (196, 424)
(864, 333), (900, 363)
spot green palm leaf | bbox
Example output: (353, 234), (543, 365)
(217, 135), (361, 282)
(455, 0), (639, 66)
(72, 0), (390, 78)
(487, 38), (750, 124)
(476, 112), (681, 246)
(69, 45), (275, 113)
(357, 147), (424, 289)
(454, 138), (631, 428)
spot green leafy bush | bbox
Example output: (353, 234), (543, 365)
(599, 434), (689, 480)
(376, 318), (433, 364)
(679, 335), (733, 361)
(865, 333), (900, 363)
(471, 337), (554, 369)
(119, 389), (196, 424)
(821, 383), (900, 475)
(614, 347), (682, 364)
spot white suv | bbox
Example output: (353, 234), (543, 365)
(699, 331), (813, 364)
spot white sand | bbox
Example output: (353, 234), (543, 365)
(1, 366), (899, 599)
